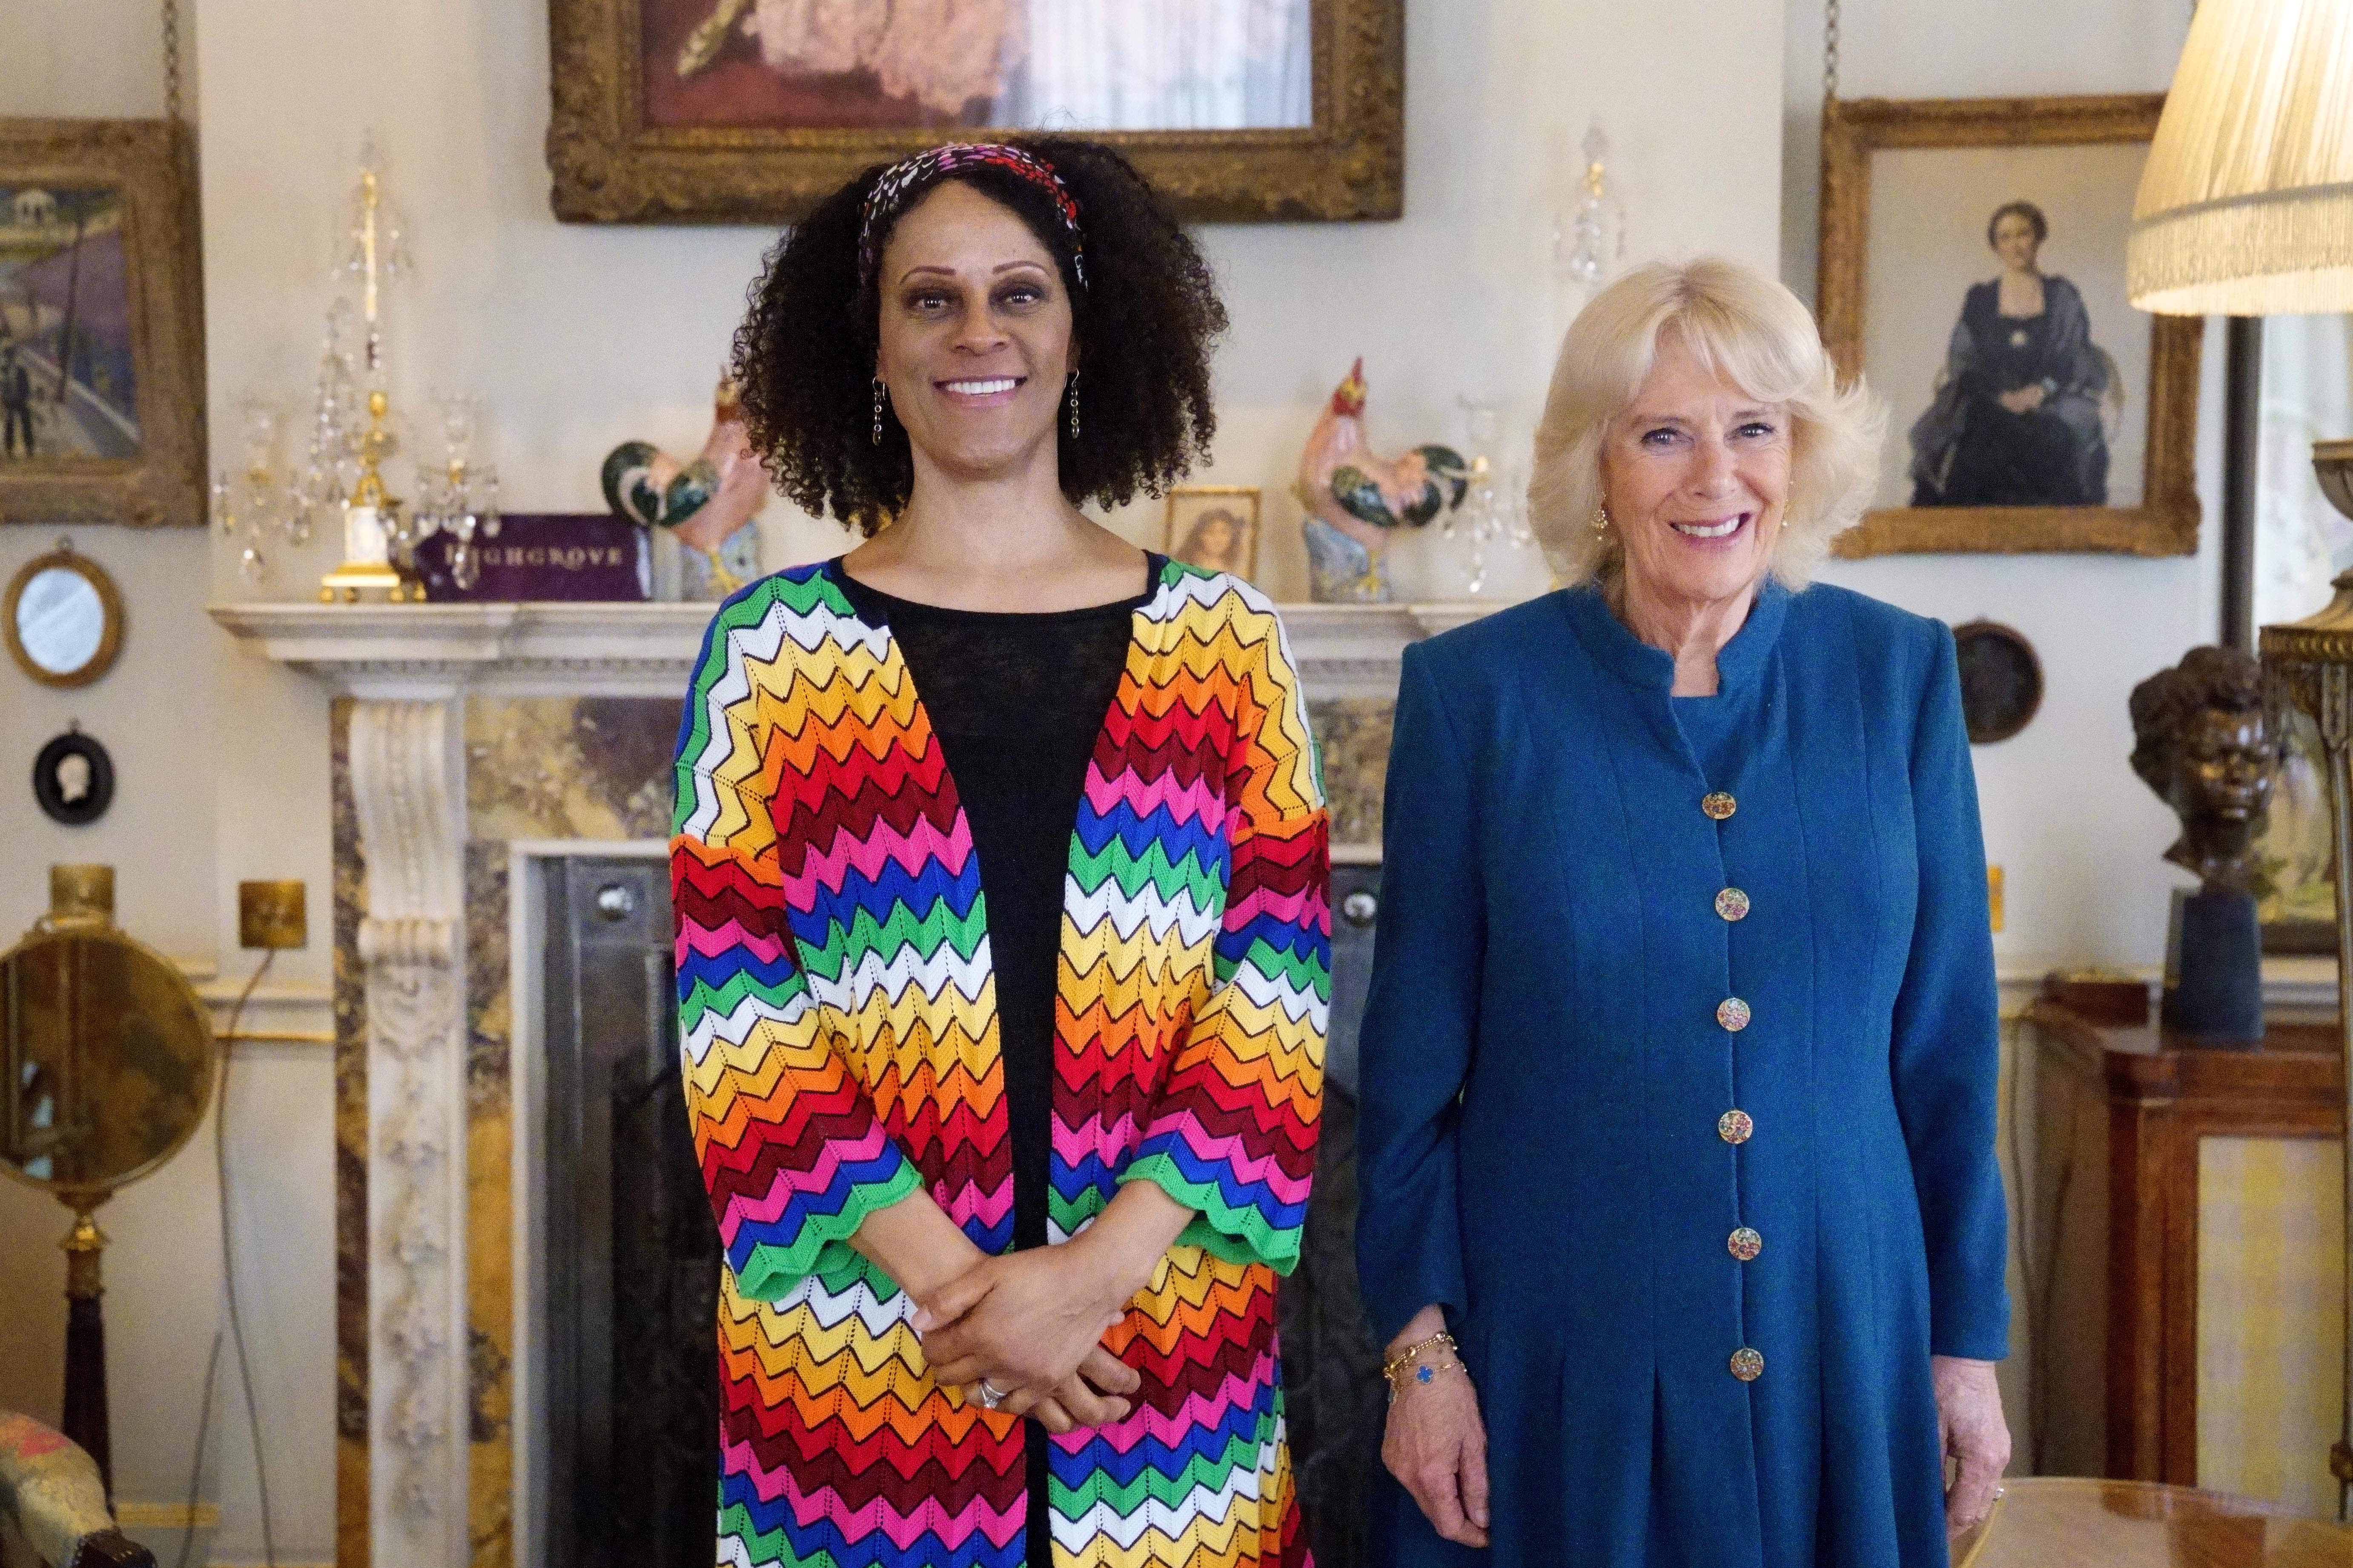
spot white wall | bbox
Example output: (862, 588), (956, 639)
(2, 5), (339, 1565)
(1782, 0), (2224, 976)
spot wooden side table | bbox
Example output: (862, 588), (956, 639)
(2025, 981), (2343, 1507)
(1955, 1477), (2353, 1567)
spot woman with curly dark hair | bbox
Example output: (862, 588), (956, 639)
(672, 139), (1330, 1568)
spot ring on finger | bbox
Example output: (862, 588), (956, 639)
(974, 1379), (1007, 1411)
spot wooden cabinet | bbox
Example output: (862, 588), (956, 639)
(2024, 982), (2343, 1513)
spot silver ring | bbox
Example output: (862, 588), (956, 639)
(1992, 1486), (2006, 1499)
(974, 1379), (1007, 1411)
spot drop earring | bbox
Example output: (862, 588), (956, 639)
(1591, 504), (1611, 535)
(1067, 371), (1081, 441)
(872, 378), (887, 446)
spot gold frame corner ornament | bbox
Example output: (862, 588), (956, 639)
(1817, 94), (2203, 560)
(0, 117), (208, 529)
(544, 0), (1405, 225)
(4, 541), (127, 689)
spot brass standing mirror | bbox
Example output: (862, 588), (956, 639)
(0, 866), (215, 1495)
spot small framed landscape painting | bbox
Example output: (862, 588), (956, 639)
(0, 119), (206, 529)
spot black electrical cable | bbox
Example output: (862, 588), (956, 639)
(169, 1333), (221, 1568)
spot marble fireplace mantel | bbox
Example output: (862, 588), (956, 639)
(209, 596), (1501, 701)
(208, 592), (1505, 1568)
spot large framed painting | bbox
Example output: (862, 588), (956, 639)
(0, 119), (205, 529)
(547, 0), (1402, 224)
(1819, 95), (2203, 558)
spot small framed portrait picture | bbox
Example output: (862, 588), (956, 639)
(1163, 486), (1261, 581)
(32, 727), (114, 826)
(1818, 94), (2203, 557)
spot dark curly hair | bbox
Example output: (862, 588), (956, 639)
(2128, 645), (2273, 798)
(731, 137), (1227, 535)
(1986, 200), (2049, 250)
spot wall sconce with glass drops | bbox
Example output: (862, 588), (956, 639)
(210, 399), (311, 587)
(1555, 120), (1627, 291)
(211, 299), (386, 588)
(1439, 397), (1536, 595)
(411, 392), (502, 591)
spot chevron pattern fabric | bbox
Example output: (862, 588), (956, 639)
(672, 559), (1330, 1568)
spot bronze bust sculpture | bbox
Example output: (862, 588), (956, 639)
(2129, 646), (2279, 896)
(2128, 646), (2281, 1046)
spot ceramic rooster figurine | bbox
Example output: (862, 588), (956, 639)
(601, 378), (768, 600)
(1293, 359), (1470, 602)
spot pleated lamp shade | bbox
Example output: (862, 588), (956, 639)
(2127, 0), (2353, 316)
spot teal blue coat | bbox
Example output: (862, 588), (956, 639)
(1355, 581), (2010, 1567)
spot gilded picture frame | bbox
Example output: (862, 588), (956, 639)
(545, 0), (1404, 224)
(1818, 95), (2203, 558)
(1164, 484), (1262, 581)
(0, 118), (206, 528)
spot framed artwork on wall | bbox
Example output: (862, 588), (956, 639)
(1164, 484), (1261, 580)
(546, 0), (1403, 224)
(1818, 94), (2203, 558)
(0, 119), (206, 528)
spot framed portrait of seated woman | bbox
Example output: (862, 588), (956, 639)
(546, 0), (1403, 224)
(1818, 94), (2204, 557)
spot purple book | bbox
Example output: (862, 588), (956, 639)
(413, 512), (648, 601)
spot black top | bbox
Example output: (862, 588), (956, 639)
(830, 555), (1157, 1566)
(1956, 281), (2058, 399)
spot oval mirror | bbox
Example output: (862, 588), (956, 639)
(0, 877), (214, 1203)
(6, 544), (124, 689)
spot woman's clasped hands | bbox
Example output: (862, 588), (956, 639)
(902, 1181), (1196, 1435)
(915, 1240), (1141, 1433)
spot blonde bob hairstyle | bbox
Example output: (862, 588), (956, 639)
(1528, 257), (1884, 590)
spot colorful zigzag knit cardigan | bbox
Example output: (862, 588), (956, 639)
(671, 560), (1331, 1568)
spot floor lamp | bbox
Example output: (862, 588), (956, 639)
(2129, 0), (2353, 1521)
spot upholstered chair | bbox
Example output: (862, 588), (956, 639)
(0, 1415), (152, 1568)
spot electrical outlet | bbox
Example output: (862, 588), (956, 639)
(238, 880), (308, 949)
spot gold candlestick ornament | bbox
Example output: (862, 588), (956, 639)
(321, 387), (409, 601)
(319, 158), (417, 603)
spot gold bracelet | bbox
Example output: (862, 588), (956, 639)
(1384, 1351), (1464, 1403)
(1380, 1329), (1456, 1382)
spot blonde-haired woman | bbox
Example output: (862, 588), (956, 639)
(1354, 258), (2012, 1567)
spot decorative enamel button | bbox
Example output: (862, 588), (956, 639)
(1719, 1109), (1753, 1145)
(1702, 791), (1737, 821)
(1715, 887), (1751, 922)
(1716, 997), (1751, 1032)
(1731, 1348), (1764, 1382)
(1728, 1227), (1763, 1262)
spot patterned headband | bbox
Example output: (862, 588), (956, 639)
(857, 143), (1087, 292)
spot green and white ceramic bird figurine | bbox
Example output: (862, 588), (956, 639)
(600, 378), (768, 599)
